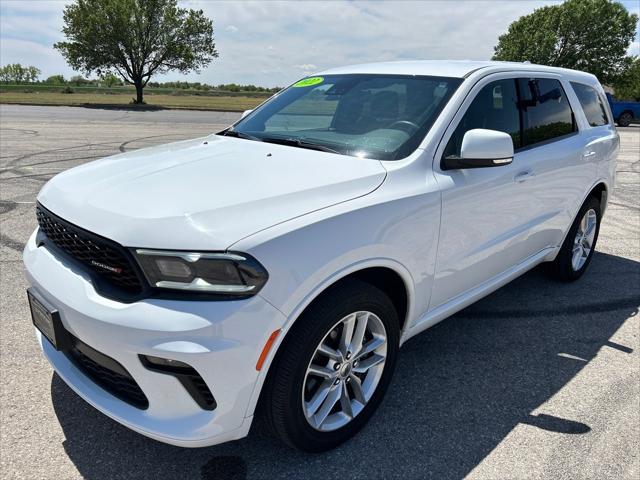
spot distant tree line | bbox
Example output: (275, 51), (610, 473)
(146, 80), (280, 93)
(0, 63), (280, 92)
(0, 64), (41, 83)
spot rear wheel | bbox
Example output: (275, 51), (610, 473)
(618, 112), (633, 127)
(262, 279), (399, 452)
(547, 196), (601, 281)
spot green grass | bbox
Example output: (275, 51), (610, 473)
(0, 88), (270, 111)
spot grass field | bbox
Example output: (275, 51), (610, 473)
(0, 90), (269, 111)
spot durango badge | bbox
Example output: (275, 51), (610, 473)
(90, 260), (123, 274)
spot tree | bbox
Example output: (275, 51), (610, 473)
(613, 56), (640, 100)
(0, 64), (41, 83)
(54, 0), (218, 104)
(100, 72), (121, 87)
(3, 64), (25, 83)
(70, 75), (90, 86)
(26, 66), (41, 83)
(0, 66), (9, 83)
(45, 74), (66, 85)
(493, 0), (638, 84)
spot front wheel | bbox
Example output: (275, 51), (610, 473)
(547, 195), (601, 281)
(618, 112), (633, 127)
(262, 279), (399, 452)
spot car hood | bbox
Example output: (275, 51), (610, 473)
(38, 135), (387, 250)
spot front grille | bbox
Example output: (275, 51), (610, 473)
(36, 204), (144, 296)
(66, 335), (149, 410)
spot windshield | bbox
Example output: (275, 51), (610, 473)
(223, 74), (462, 160)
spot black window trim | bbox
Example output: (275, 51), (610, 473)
(514, 77), (524, 150)
(438, 73), (580, 169)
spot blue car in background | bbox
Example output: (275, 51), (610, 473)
(606, 93), (640, 127)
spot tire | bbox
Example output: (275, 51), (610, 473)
(262, 279), (400, 452)
(618, 112), (633, 127)
(547, 195), (601, 282)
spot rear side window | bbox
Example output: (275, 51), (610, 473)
(570, 82), (609, 127)
(444, 79), (520, 157)
(518, 78), (576, 147)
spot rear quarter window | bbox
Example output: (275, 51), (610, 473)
(570, 82), (609, 127)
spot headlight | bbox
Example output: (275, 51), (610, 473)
(133, 249), (268, 296)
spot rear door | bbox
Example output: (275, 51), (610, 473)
(510, 76), (587, 252)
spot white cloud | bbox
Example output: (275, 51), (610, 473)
(296, 64), (318, 73)
(4, 0), (637, 87)
(0, 39), (77, 79)
(175, 0), (567, 86)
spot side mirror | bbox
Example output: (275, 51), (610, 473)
(442, 129), (514, 170)
(241, 109), (253, 119)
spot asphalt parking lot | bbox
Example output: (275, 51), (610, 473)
(1, 104), (638, 480)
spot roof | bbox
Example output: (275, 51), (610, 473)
(316, 60), (598, 83)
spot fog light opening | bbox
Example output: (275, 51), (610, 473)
(139, 355), (217, 410)
(140, 354), (192, 372)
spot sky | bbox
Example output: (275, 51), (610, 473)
(1, 0), (638, 87)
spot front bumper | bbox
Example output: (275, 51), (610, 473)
(23, 230), (287, 447)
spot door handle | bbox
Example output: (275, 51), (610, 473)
(514, 170), (535, 183)
(583, 151), (597, 158)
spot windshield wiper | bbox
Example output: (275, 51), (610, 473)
(261, 137), (341, 155)
(218, 129), (263, 142)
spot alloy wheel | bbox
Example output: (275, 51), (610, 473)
(302, 311), (387, 432)
(572, 208), (597, 271)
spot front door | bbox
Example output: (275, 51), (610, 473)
(430, 76), (542, 309)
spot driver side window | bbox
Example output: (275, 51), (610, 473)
(444, 79), (520, 158)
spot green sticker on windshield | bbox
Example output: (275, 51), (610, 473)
(292, 76), (324, 88)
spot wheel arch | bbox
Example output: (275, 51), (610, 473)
(280, 261), (414, 341)
(245, 261), (414, 419)
(589, 181), (608, 215)
(551, 179), (609, 262)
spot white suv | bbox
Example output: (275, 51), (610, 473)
(24, 61), (618, 452)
